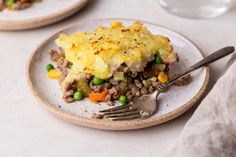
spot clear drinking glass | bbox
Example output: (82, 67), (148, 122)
(158, 0), (233, 19)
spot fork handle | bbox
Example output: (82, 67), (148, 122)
(165, 46), (235, 87)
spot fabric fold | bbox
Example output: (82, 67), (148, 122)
(163, 58), (236, 157)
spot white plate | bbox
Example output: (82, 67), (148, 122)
(0, 0), (89, 30)
(27, 18), (209, 130)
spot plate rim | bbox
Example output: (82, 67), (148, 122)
(27, 18), (209, 130)
(0, 0), (89, 30)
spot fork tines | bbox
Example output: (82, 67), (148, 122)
(156, 84), (166, 92)
(111, 114), (142, 121)
(99, 104), (141, 121)
(100, 104), (132, 113)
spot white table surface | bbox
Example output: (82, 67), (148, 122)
(0, 0), (235, 156)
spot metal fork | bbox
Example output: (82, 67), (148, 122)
(100, 46), (235, 121)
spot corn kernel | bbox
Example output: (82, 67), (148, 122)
(48, 69), (61, 79)
(158, 72), (168, 83)
(111, 22), (122, 28)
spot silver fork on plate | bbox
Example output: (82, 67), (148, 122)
(99, 46), (235, 121)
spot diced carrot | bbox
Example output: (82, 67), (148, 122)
(89, 90), (108, 102)
(163, 61), (170, 65)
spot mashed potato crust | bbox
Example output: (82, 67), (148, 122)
(55, 21), (177, 88)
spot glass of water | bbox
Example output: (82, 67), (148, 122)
(158, 0), (233, 19)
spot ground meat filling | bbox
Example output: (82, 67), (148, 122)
(49, 50), (192, 104)
(63, 80), (77, 103)
(92, 113), (104, 119)
(49, 49), (60, 62)
(57, 57), (70, 83)
(49, 50), (74, 102)
(49, 49), (69, 83)
(0, 0), (38, 11)
(12, 1), (31, 10)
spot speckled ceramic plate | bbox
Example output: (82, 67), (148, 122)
(27, 18), (209, 130)
(0, 0), (89, 30)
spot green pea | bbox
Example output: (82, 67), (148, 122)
(155, 55), (163, 64)
(92, 76), (104, 85)
(119, 95), (128, 105)
(7, 0), (14, 7)
(74, 91), (83, 101)
(46, 64), (54, 72)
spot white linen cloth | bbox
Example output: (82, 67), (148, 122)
(164, 55), (236, 157)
